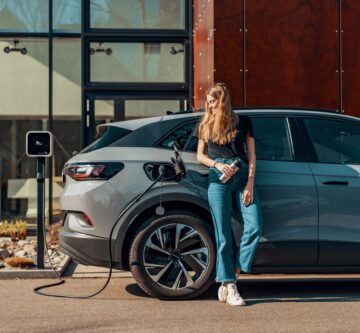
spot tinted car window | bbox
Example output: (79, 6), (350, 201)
(157, 121), (199, 152)
(303, 118), (360, 164)
(81, 126), (132, 153)
(252, 117), (294, 161)
(157, 116), (295, 160)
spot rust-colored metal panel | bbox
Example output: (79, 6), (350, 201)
(342, 0), (360, 118)
(193, 0), (214, 109)
(246, 0), (339, 110)
(214, 0), (244, 107)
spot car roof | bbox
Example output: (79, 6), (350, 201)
(104, 108), (360, 131)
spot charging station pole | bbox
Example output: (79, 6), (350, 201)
(26, 131), (53, 270)
(36, 157), (45, 269)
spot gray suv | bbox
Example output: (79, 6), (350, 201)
(60, 109), (360, 299)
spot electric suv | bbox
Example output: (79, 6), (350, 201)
(60, 109), (360, 299)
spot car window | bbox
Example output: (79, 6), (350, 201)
(252, 117), (295, 161)
(81, 125), (132, 153)
(157, 117), (295, 160)
(157, 121), (198, 152)
(303, 118), (360, 164)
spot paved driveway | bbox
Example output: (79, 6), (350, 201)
(1, 276), (360, 332)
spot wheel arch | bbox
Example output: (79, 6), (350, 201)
(120, 200), (213, 270)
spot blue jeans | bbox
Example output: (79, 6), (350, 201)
(208, 157), (263, 282)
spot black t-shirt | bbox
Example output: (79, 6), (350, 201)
(206, 115), (254, 163)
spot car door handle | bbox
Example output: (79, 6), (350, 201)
(321, 180), (349, 186)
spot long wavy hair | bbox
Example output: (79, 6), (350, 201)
(198, 82), (239, 145)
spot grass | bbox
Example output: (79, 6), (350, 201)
(0, 220), (27, 241)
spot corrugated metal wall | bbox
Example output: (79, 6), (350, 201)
(193, 0), (360, 118)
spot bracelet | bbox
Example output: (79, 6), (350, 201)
(213, 162), (218, 168)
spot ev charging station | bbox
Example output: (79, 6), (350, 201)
(26, 131), (53, 269)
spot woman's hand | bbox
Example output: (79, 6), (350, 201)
(215, 163), (236, 177)
(243, 180), (254, 206)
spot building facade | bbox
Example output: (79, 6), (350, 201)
(194, 0), (360, 118)
(0, 0), (192, 223)
(1, 0), (360, 224)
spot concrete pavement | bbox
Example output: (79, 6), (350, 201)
(2, 276), (360, 332)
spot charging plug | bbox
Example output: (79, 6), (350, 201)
(158, 164), (166, 180)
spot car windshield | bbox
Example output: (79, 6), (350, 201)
(81, 125), (132, 153)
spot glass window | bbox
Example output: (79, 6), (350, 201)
(95, 100), (114, 118)
(0, 37), (49, 222)
(0, 119), (47, 223)
(0, 0), (49, 32)
(0, 38), (49, 117)
(303, 118), (360, 164)
(90, 42), (185, 83)
(81, 126), (132, 154)
(125, 100), (180, 118)
(53, 0), (81, 33)
(252, 117), (295, 161)
(90, 0), (185, 30)
(53, 38), (81, 117)
(158, 121), (198, 152)
(94, 99), (115, 127)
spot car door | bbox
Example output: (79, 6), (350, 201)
(246, 115), (318, 268)
(156, 114), (319, 267)
(298, 116), (360, 266)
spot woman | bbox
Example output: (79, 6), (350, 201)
(196, 82), (263, 306)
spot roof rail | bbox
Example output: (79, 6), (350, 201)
(232, 106), (339, 114)
(166, 109), (203, 115)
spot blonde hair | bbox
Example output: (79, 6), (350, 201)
(198, 82), (239, 145)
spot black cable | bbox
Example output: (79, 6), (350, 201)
(33, 118), (201, 298)
(33, 170), (170, 299)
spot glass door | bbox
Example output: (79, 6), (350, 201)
(84, 93), (188, 146)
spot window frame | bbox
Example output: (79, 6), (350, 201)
(86, 0), (190, 35)
(87, 38), (188, 85)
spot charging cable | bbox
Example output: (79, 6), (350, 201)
(33, 166), (172, 298)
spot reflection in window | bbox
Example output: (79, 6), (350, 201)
(158, 122), (199, 152)
(0, 38), (48, 117)
(125, 100), (180, 118)
(90, 0), (185, 29)
(53, 39), (81, 117)
(94, 100), (114, 129)
(53, 0), (81, 32)
(0, 0), (49, 32)
(252, 118), (294, 161)
(90, 42), (185, 83)
(303, 118), (360, 164)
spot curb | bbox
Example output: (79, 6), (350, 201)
(0, 255), (71, 279)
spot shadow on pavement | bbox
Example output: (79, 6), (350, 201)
(125, 278), (360, 304)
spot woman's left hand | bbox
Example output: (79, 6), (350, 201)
(242, 182), (254, 206)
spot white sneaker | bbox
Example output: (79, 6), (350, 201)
(226, 283), (246, 306)
(218, 284), (228, 303)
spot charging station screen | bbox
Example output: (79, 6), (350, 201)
(27, 132), (52, 157)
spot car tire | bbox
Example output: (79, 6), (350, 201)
(129, 210), (215, 299)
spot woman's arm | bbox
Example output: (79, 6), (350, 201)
(243, 134), (256, 205)
(197, 139), (234, 177)
(197, 139), (216, 167)
(246, 134), (256, 183)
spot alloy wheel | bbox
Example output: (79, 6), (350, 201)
(142, 222), (210, 290)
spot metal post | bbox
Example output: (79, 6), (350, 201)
(36, 157), (45, 269)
